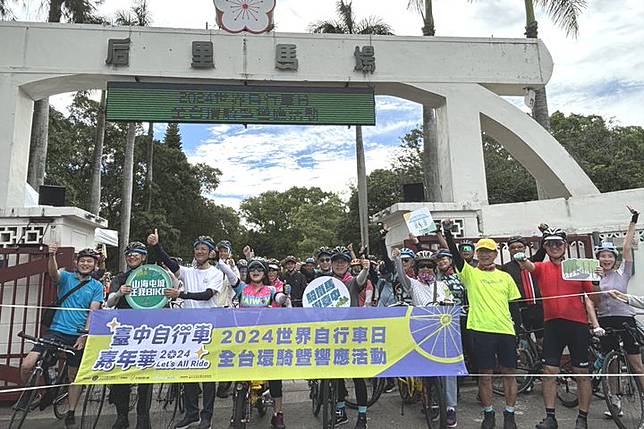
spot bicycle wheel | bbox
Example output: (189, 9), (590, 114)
(556, 374), (579, 408)
(9, 369), (39, 429)
(602, 350), (644, 429)
(230, 382), (248, 429)
(425, 378), (447, 429)
(493, 349), (535, 396)
(150, 384), (180, 429)
(397, 377), (416, 404)
(80, 384), (106, 429)
(310, 380), (322, 416)
(53, 389), (70, 420)
(321, 380), (337, 429)
(345, 378), (385, 408)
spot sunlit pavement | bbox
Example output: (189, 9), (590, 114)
(1, 379), (612, 428)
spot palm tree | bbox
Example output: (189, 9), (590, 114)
(407, 0), (440, 202)
(310, 1), (392, 250)
(27, 0), (98, 191)
(114, 0), (152, 270)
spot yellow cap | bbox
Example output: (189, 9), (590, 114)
(475, 238), (497, 251)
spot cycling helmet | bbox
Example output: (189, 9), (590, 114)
(350, 258), (362, 267)
(415, 250), (434, 262)
(76, 248), (101, 261)
(248, 258), (269, 273)
(304, 257), (316, 265)
(400, 247), (416, 260)
(507, 236), (526, 246)
(316, 246), (333, 259)
(330, 246), (352, 262)
(124, 241), (148, 256)
(458, 240), (475, 251)
(542, 227), (567, 242)
(193, 235), (216, 251)
(433, 249), (453, 260)
(282, 255), (297, 266)
(267, 258), (281, 271)
(237, 259), (248, 268)
(594, 242), (619, 258)
(216, 240), (232, 252)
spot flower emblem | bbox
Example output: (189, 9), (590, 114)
(213, 0), (276, 34)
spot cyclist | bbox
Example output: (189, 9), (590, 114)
(301, 257), (317, 283)
(315, 247), (334, 278)
(393, 249), (458, 427)
(104, 241), (154, 429)
(268, 258), (287, 307)
(515, 227), (604, 429)
(19, 245), (104, 429)
(232, 258), (289, 429)
(595, 206), (643, 416)
(442, 220), (520, 429)
(148, 231), (231, 429)
(329, 246), (371, 429)
(458, 241), (477, 267)
(281, 255), (307, 307)
(399, 247), (416, 279)
(500, 232), (547, 347)
(215, 240), (239, 308)
(350, 259), (374, 307)
(237, 259), (248, 282)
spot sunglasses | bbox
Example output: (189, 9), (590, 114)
(417, 264), (434, 270)
(318, 258), (331, 263)
(401, 258), (413, 263)
(249, 268), (265, 274)
(125, 252), (142, 257)
(544, 241), (565, 248)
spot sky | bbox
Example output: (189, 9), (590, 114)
(12, 0), (644, 209)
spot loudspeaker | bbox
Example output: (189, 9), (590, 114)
(402, 183), (425, 202)
(39, 185), (66, 207)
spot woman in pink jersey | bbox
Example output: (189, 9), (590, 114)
(232, 258), (289, 429)
(267, 258), (287, 308)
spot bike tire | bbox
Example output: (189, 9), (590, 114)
(230, 382), (248, 429)
(310, 381), (322, 416)
(80, 384), (106, 429)
(345, 378), (385, 409)
(556, 375), (579, 408)
(321, 380), (337, 429)
(601, 350), (644, 429)
(150, 384), (180, 429)
(493, 348), (535, 396)
(8, 368), (39, 429)
(53, 389), (70, 420)
(397, 377), (415, 404)
(427, 378), (448, 429)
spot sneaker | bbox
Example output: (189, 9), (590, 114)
(335, 408), (349, 426)
(112, 415), (129, 429)
(604, 409), (624, 418)
(481, 411), (495, 429)
(65, 411), (78, 429)
(447, 408), (457, 427)
(535, 415), (558, 429)
(175, 416), (199, 429)
(354, 414), (368, 429)
(574, 417), (588, 429)
(384, 380), (396, 393)
(503, 411), (517, 429)
(271, 412), (285, 429)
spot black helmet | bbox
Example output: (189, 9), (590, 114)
(507, 236), (526, 246)
(330, 246), (352, 262)
(458, 240), (475, 251)
(305, 257), (316, 264)
(282, 255), (297, 266)
(247, 258), (271, 285)
(124, 241), (148, 256)
(316, 246), (333, 259)
(542, 227), (567, 242)
(267, 258), (281, 271)
(193, 235), (216, 251)
(237, 259), (248, 268)
(76, 248), (101, 261)
(433, 249), (453, 260)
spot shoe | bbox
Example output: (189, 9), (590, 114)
(335, 408), (349, 426)
(112, 415), (129, 429)
(271, 412), (286, 429)
(198, 418), (212, 429)
(574, 417), (587, 429)
(354, 414), (368, 429)
(135, 415), (151, 429)
(535, 415), (558, 429)
(604, 409), (624, 418)
(175, 416), (199, 429)
(503, 411), (517, 429)
(447, 408), (457, 427)
(384, 381), (396, 393)
(65, 411), (78, 429)
(481, 411), (495, 429)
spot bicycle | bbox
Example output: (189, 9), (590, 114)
(344, 377), (386, 409)
(80, 382), (138, 429)
(397, 376), (447, 429)
(149, 383), (184, 429)
(9, 331), (76, 429)
(229, 380), (273, 429)
(601, 322), (644, 429)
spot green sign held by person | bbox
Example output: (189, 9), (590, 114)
(125, 264), (172, 310)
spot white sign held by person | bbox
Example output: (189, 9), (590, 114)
(562, 258), (601, 282)
(403, 207), (437, 236)
(303, 276), (351, 308)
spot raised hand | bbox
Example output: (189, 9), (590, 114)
(48, 242), (59, 255)
(537, 223), (549, 233)
(391, 248), (401, 258)
(442, 219), (454, 231)
(147, 228), (159, 246)
(361, 258), (370, 270)
(627, 205), (639, 215)
(243, 245), (254, 259)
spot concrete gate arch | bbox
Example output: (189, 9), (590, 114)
(0, 21), (599, 210)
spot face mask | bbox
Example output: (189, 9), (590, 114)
(418, 271), (435, 284)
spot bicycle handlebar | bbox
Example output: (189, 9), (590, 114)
(18, 332), (76, 355)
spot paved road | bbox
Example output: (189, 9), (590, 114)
(0, 379), (615, 428)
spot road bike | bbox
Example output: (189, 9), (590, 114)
(229, 380), (273, 428)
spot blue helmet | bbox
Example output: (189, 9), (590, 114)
(193, 235), (215, 251)
(400, 247), (416, 259)
(594, 241), (619, 258)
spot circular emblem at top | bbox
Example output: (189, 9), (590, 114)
(213, 0), (276, 34)
(125, 264), (171, 310)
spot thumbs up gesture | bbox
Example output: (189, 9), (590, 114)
(147, 228), (159, 246)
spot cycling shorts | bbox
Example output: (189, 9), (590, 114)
(543, 319), (590, 369)
(31, 330), (83, 368)
(469, 330), (517, 370)
(599, 316), (641, 355)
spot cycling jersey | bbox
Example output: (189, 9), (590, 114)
(177, 265), (224, 309)
(597, 260), (635, 318)
(51, 270), (104, 336)
(531, 261), (594, 324)
(271, 277), (285, 308)
(234, 282), (279, 308)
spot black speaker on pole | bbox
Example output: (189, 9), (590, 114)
(39, 185), (66, 207)
(402, 183), (425, 202)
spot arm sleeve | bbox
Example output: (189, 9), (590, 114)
(153, 244), (180, 274)
(379, 236), (394, 274)
(530, 245), (547, 262)
(393, 255), (412, 294)
(443, 229), (465, 272)
(179, 289), (215, 301)
(218, 259), (239, 286)
(233, 281), (245, 298)
(355, 267), (369, 286)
